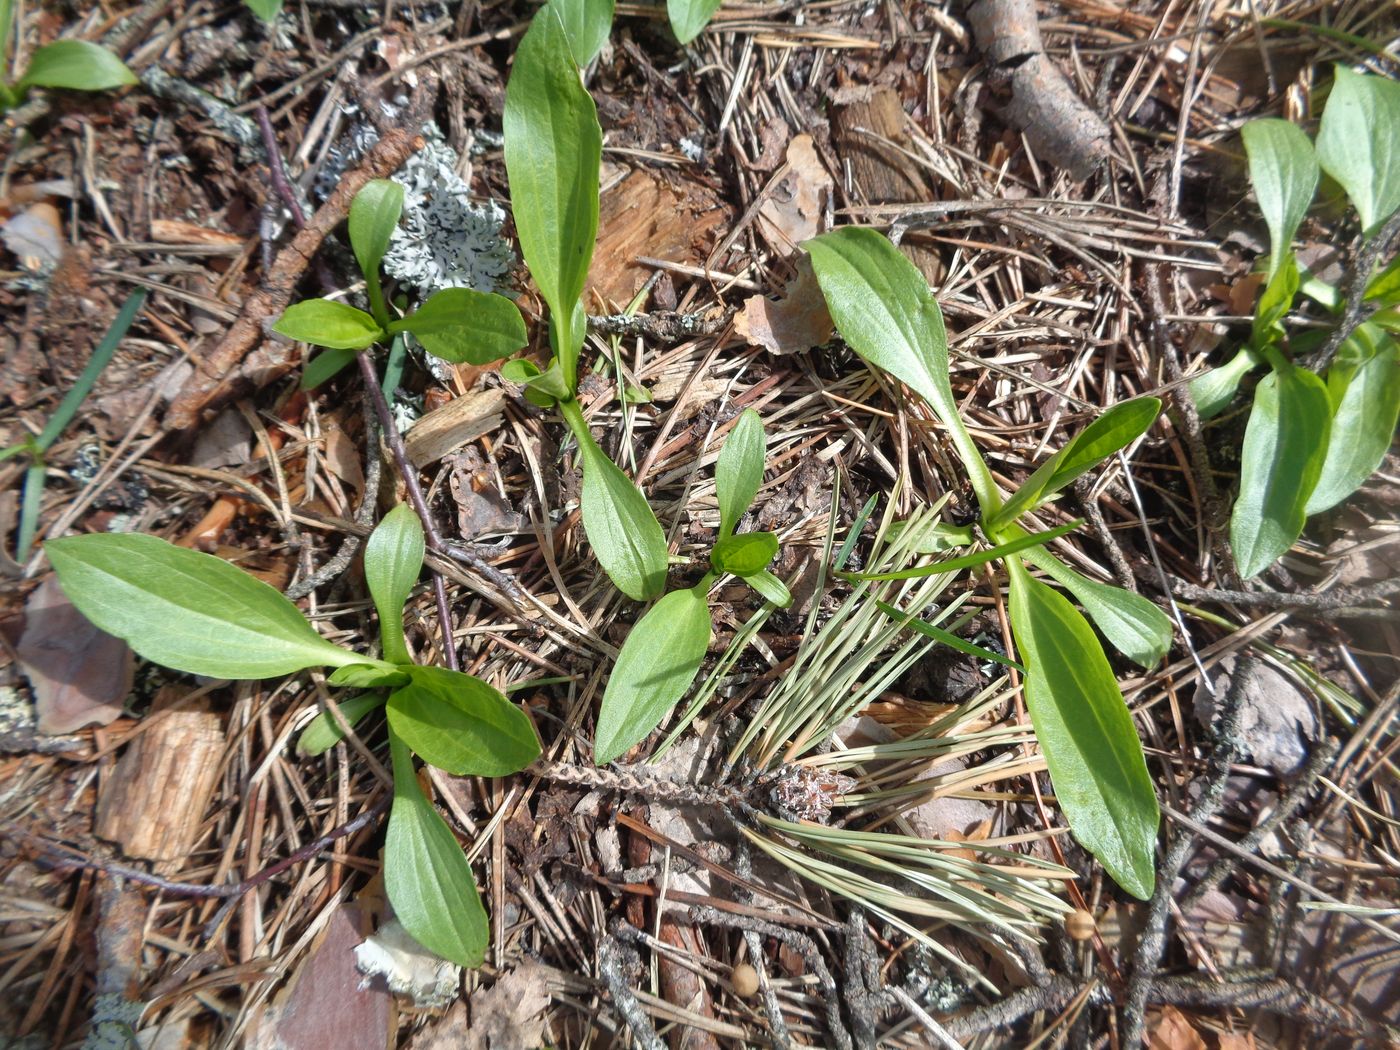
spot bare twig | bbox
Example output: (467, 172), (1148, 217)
(1306, 208), (1400, 374)
(1173, 575), (1400, 615)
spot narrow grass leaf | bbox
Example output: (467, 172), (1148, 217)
(19, 41), (135, 91)
(1230, 367), (1332, 577)
(385, 731), (488, 967)
(874, 600), (1024, 671)
(715, 408), (765, 538)
(1007, 561), (1158, 899)
(386, 665), (540, 777)
(711, 531), (777, 578)
(274, 300), (383, 350)
(364, 504), (424, 665)
(1307, 324), (1400, 514)
(1316, 66), (1400, 235)
(841, 521), (1080, 582)
(300, 348), (358, 390)
(1241, 119), (1318, 275)
(595, 581), (712, 764)
(390, 288), (527, 364)
(553, 0), (613, 64)
(45, 534), (359, 679)
(298, 694), (386, 757)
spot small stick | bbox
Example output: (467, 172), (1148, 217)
(1306, 208), (1400, 375)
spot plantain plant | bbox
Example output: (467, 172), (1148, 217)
(807, 226), (1169, 899)
(46, 505), (541, 967)
(0, 0), (134, 113)
(1189, 67), (1400, 578)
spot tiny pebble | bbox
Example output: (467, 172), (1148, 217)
(1066, 909), (1096, 941)
(731, 963), (760, 998)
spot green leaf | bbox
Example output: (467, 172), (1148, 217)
(389, 288), (528, 365)
(503, 3), (600, 384)
(500, 358), (543, 385)
(874, 599), (1024, 671)
(841, 521), (1082, 582)
(595, 581), (712, 764)
(348, 180), (404, 282)
(274, 300), (384, 351)
(363, 504), (425, 665)
(243, 0), (283, 20)
(1252, 256), (1299, 347)
(19, 40), (135, 92)
(1190, 349), (1259, 421)
(711, 531), (778, 577)
(328, 664), (410, 688)
(1230, 366), (1332, 577)
(386, 665), (540, 777)
(1366, 256), (1400, 305)
(668, 0), (723, 43)
(298, 693), (386, 757)
(553, 0), (614, 65)
(1316, 66), (1400, 236)
(1019, 546), (1172, 668)
(1306, 324), (1400, 514)
(1241, 119), (1318, 277)
(300, 348), (358, 391)
(1007, 561), (1158, 900)
(987, 398), (1161, 532)
(45, 533), (360, 679)
(746, 569), (792, 608)
(715, 408), (765, 539)
(561, 399), (668, 600)
(385, 731), (488, 967)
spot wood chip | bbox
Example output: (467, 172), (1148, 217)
(403, 387), (506, 468)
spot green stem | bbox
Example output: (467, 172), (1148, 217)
(940, 406), (1002, 519)
(365, 270), (390, 332)
(556, 394), (590, 448)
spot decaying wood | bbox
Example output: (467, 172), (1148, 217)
(95, 709), (224, 872)
(403, 386), (507, 468)
(163, 127), (423, 431)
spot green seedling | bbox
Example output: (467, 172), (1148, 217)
(274, 179), (528, 391)
(45, 505), (541, 967)
(502, 2), (668, 602)
(593, 409), (792, 764)
(0, 0), (134, 112)
(243, 0), (283, 22)
(808, 226), (1168, 900)
(1189, 67), (1400, 578)
(2, 289), (146, 562)
(668, 0), (723, 45)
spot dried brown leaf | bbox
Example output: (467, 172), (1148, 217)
(735, 258), (833, 356)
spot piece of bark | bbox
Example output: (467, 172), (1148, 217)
(968, 0), (1041, 64)
(96, 709), (224, 871)
(403, 387), (506, 468)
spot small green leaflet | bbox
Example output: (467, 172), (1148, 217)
(1007, 561), (1158, 900)
(274, 300), (384, 350)
(298, 694), (386, 757)
(668, 0), (723, 44)
(386, 665), (540, 778)
(716, 408), (765, 539)
(1306, 324), (1400, 514)
(747, 569), (792, 608)
(1252, 256), (1299, 347)
(1241, 119), (1318, 278)
(388, 288), (528, 364)
(1230, 366), (1332, 578)
(348, 180), (404, 282)
(1316, 66), (1400, 236)
(711, 531), (778, 578)
(45, 533), (360, 680)
(18, 41), (136, 92)
(987, 397), (1161, 532)
(328, 664), (409, 688)
(384, 731), (489, 967)
(552, 0), (614, 65)
(594, 580), (713, 764)
(1189, 348), (1258, 421)
(363, 504), (425, 665)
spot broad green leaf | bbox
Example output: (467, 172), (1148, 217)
(274, 300), (384, 350)
(553, 0), (614, 65)
(842, 521), (1081, 582)
(1020, 546), (1172, 667)
(364, 504), (425, 665)
(300, 348), (358, 390)
(1241, 119), (1318, 276)
(387, 665), (540, 777)
(1007, 561), (1158, 899)
(298, 693), (386, 756)
(747, 569), (792, 608)
(668, 0), (723, 44)
(1252, 256), (1299, 347)
(348, 180), (404, 281)
(385, 731), (488, 967)
(1230, 366), (1332, 577)
(595, 581), (712, 764)
(389, 288), (528, 364)
(328, 664), (410, 688)
(1316, 66), (1400, 236)
(1306, 325), (1400, 514)
(1190, 349), (1259, 420)
(243, 0), (283, 20)
(561, 398), (668, 600)
(503, 4), (600, 374)
(716, 408), (765, 539)
(987, 398), (1161, 532)
(711, 531), (777, 578)
(19, 41), (136, 92)
(45, 534), (360, 679)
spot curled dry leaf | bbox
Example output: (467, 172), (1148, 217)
(756, 135), (833, 251)
(735, 257), (834, 356)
